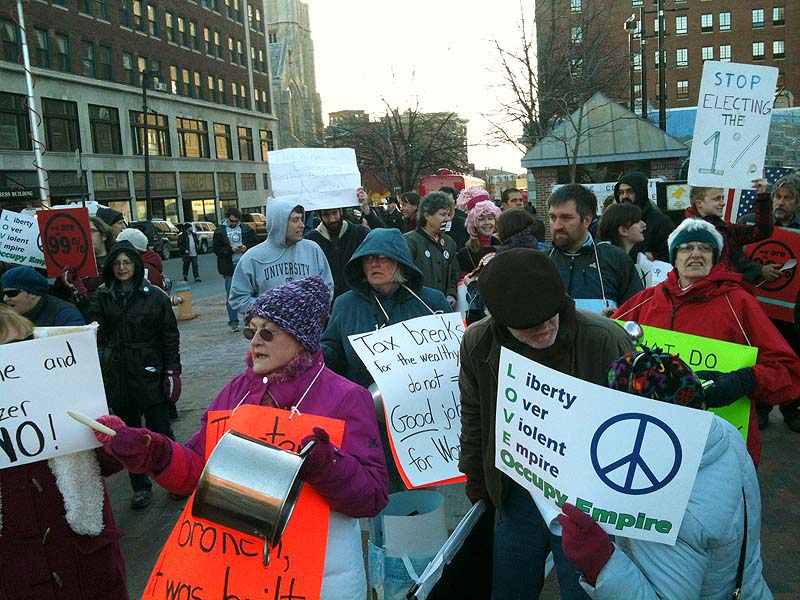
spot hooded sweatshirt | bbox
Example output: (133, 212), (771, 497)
(228, 198), (334, 315)
(614, 172), (675, 262)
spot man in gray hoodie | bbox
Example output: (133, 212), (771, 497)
(228, 198), (333, 315)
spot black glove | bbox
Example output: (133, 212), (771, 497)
(695, 367), (756, 408)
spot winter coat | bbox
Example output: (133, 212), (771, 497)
(458, 309), (633, 509)
(322, 228), (452, 388)
(585, 417), (772, 600)
(0, 455), (128, 600)
(25, 294), (85, 327)
(382, 208), (405, 231)
(547, 235), (643, 308)
(449, 211), (469, 251)
(152, 351), (389, 600)
(614, 172), (675, 262)
(612, 265), (800, 465)
(140, 248), (165, 290)
(90, 242), (181, 411)
(177, 231), (200, 256)
(404, 228), (459, 299)
(305, 220), (369, 299)
(212, 222), (257, 276)
(685, 192), (773, 283)
(457, 238), (498, 275)
(228, 198), (334, 315)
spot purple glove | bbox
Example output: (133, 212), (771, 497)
(298, 427), (335, 483)
(163, 369), (181, 404)
(93, 415), (173, 474)
(62, 267), (88, 298)
(558, 502), (614, 586)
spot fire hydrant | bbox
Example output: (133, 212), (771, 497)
(171, 281), (196, 320)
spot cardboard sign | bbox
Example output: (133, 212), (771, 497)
(0, 210), (46, 268)
(269, 148), (362, 211)
(348, 313), (466, 489)
(554, 180), (661, 211)
(36, 207), (97, 277)
(744, 226), (800, 322)
(688, 61), (778, 189)
(496, 347), (713, 545)
(144, 405), (345, 600)
(0, 328), (107, 469)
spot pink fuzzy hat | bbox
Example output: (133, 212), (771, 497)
(456, 186), (491, 212)
(465, 200), (501, 238)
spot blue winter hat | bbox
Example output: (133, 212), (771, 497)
(667, 218), (724, 265)
(1, 266), (49, 295)
(245, 276), (331, 352)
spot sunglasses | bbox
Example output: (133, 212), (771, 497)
(243, 327), (283, 342)
(2, 289), (22, 298)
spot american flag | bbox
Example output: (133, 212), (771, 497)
(725, 167), (796, 221)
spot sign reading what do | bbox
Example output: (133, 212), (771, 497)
(349, 313), (466, 489)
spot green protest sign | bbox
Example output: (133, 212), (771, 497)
(630, 324), (758, 440)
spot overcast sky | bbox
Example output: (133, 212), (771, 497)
(304, 0), (532, 174)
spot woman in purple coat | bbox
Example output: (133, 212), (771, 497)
(93, 276), (389, 599)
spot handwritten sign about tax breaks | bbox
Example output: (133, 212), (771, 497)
(36, 206), (96, 277)
(688, 61), (778, 190)
(496, 347), (712, 545)
(0, 210), (46, 268)
(144, 405), (345, 600)
(349, 313), (466, 488)
(0, 328), (107, 469)
(745, 226), (800, 323)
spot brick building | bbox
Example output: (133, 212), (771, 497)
(0, 0), (279, 223)
(535, 0), (797, 113)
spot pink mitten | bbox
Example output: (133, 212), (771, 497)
(94, 416), (173, 474)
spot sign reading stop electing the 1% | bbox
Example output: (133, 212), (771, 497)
(36, 207), (97, 278)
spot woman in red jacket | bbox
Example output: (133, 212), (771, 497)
(613, 218), (800, 466)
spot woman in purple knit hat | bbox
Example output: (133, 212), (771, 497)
(92, 276), (389, 599)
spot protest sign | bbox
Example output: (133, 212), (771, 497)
(554, 179), (661, 210)
(348, 313), (466, 488)
(144, 405), (344, 600)
(636, 253), (673, 288)
(36, 206), (96, 277)
(269, 147), (362, 212)
(496, 347), (713, 545)
(744, 226), (800, 323)
(688, 61), (778, 189)
(0, 210), (46, 268)
(0, 328), (106, 469)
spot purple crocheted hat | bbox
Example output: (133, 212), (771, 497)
(245, 276), (331, 352)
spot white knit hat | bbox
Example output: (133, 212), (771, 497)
(115, 227), (149, 252)
(667, 218), (725, 265)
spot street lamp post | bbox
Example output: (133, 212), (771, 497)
(140, 69), (161, 221)
(657, 0), (667, 131)
(624, 15), (638, 112)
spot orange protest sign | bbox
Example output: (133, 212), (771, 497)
(745, 226), (800, 322)
(144, 405), (345, 600)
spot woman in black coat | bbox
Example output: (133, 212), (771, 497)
(90, 240), (181, 509)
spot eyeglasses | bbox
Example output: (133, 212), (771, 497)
(676, 243), (714, 255)
(363, 255), (392, 264)
(243, 327), (284, 342)
(112, 260), (134, 268)
(2, 289), (22, 298)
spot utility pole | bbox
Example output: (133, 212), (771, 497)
(657, 0), (667, 131)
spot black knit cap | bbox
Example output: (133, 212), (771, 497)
(478, 248), (567, 329)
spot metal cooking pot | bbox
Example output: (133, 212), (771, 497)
(191, 430), (314, 566)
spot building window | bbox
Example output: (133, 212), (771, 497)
(701, 46), (714, 62)
(169, 65), (179, 94)
(43, 98), (80, 152)
(35, 28), (50, 69)
(633, 53), (641, 72)
(178, 17), (188, 46)
(194, 71), (202, 99)
(237, 39), (244, 64)
(214, 123), (232, 159)
(122, 52), (135, 84)
(217, 78), (225, 104)
(132, 0), (145, 32)
(1, 19), (21, 62)
(752, 9), (764, 28)
(80, 0), (92, 16)
(231, 82), (239, 107)
(251, 47), (257, 71)
(147, 5), (158, 37)
(675, 15), (687, 35)
(570, 27), (582, 44)
(261, 89), (270, 114)
(632, 0), (643, 6)
(55, 33), (71, 72)
(676, 80), (689, 100)
(241, 173), (256, 191)
(228, 36), (235, 63)
(240, 83), (248, 109)
(719, 44), (731, 62)
(773, 40), (785, 59)
(237, 126), (254, 160)
(719, 12), (731, 31)
(190, 21), (199, 50)
(176, 117), (210, 158)
(268, 31), (277, 44)
(654, 50), (663, 66)
(182, 68), (192, 97)
(130, 110), (170, 156)
(570, 0), (581, 13)
(701, 13), (713, 33)
(0, 92), (31, 150)
(165, 12), (176, 43)
(204, 27), (212, 55)
(676, 48), (687, 67)
(82, 41), (97, 78)
(258, 48), (265, 71)
(99, 45), (113, 80)
(89, 104), (121, 154)
(119, 0), (131, 27)
(215, 30), (223, 59)
(259, 129), (273, 159)
(773, 6), (785, 26)
(207, 75), (216, 102)
(95, 0), (108, 20)
(752, 41), (765, 60)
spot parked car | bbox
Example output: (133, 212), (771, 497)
(129, 219), (180, 260)
(189, 221), (216, 253)
(240, 212), (267, 243)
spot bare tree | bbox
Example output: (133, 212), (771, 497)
(325, 102), (470, 192)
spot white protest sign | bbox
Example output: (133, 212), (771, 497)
(0, 210), (46, 268)
(348, 313), (465, 488)
(0, 329), (107, 469)
(495, 347), (712, 545)
(553, 180), (662, 210)
(688, 61), (778, 189)
(269, 147), (362, 211)
(636, 253), (673, 288)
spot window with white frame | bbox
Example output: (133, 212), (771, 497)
(719, 12), (731, 31)
(752, 9), (764, 28)
(701, 46), (713, 62)
(719, 44), (731, 61)
(701, 14), (713, 33)
(773, 7), (785, 26)
(773, 40), (785, 59)
(676, 48), (688, 67)
(752, 41), (765, 60)
(570, 0), (581, 13)
(677, 80), (689, 100)
(571, 26), (582, 44)
(675, 15), (687, 35)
